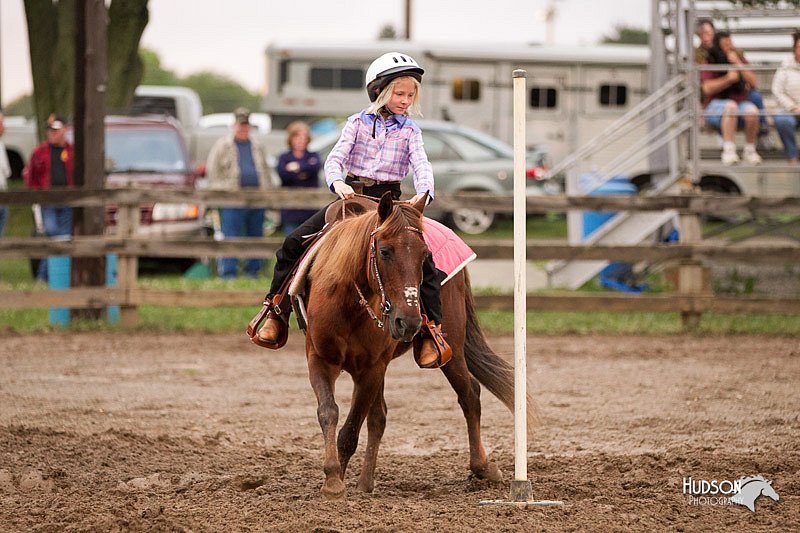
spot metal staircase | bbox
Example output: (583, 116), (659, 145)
(547, 0), (800, 289)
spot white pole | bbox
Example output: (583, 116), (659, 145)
(480, 70), (562, 507)
(510, 69), (532, 501)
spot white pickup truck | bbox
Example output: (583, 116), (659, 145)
(2, 85), (285, 180)
(132, 85), (285, 165)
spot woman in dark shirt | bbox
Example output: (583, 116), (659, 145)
(276, 122), (321, 234)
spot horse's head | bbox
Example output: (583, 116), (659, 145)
(369, 192), (429, 342)
(760, 480), (780, 502)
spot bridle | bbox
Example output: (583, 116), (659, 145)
(354, 220), (424, 329)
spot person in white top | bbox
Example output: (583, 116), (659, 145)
(0, 112), (12, 237)
(771, 31), (800, 164)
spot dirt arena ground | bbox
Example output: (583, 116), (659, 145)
(0, 331), (797, 532)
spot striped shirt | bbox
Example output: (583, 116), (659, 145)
(324, 111), (435, 199)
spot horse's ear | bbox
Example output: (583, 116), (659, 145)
(377, 191), (394, 222)
(410, 191), (428, 214)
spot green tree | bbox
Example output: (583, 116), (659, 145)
(181, 71), (261, 114)
(139, 48), (181, 86)
(23, 0), (149, 139)
(379, 24), (397, 39)
(601, 25), (649, 45)
(4, 94), (35, 117)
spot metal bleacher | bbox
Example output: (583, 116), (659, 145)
(547, 0), (800, 289)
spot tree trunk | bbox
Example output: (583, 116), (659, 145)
(107, 0), (149, 112)
(24, 0), (149, 138)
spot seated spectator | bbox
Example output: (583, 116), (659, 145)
(695, 18), (775, 150)
(276, 121), (321, 234)
(697, 24), (762, 165)
(770, 31), (800, 164)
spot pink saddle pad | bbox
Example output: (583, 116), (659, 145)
(423, 217), (476, 285)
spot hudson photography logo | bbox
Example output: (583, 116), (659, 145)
(682, 475), (780, 512)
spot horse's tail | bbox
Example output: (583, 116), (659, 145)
(462, 271), (537, 431)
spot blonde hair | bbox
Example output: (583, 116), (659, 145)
(366, 76), (422, 117)
(285, 120), (311, 147)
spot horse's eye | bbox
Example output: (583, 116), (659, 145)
(379, 247), (391, 259)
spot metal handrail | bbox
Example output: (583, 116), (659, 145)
(546, 75), (685, 178)
(582, 116), (692, 194)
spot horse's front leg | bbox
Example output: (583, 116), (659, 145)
(307, 350), (346, 500)
(336, 364), (387, 491)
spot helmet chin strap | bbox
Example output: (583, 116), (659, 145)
(372, 106), (393, 138)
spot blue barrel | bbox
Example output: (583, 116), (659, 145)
(47, 256), (71, 326)
(580, 175), (638, 286)
(47, 255), (120, 326)
(581, 175), (637, 238)
(106, 255), (120, 324)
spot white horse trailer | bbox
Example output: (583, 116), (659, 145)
(262, 40), (650, 175)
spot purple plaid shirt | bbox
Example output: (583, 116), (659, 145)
(324, 111), (435, 199)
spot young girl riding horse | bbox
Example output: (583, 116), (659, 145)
(252, 52), (451, 368)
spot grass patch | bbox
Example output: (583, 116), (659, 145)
(477, 309), (800, 336)
(1, 303), (798, 336)
(460, 214), (567, 240)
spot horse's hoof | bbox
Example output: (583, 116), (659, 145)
(471, 463), (503, 484)
(321, 477), (347, 500)
(484, 462), (504, 483)
(356, 480), (374, 493)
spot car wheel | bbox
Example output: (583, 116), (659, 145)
(446, 207), (495, 235)
(698, 177), (741, 223)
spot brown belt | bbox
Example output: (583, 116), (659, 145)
(346, 174), (400, 188)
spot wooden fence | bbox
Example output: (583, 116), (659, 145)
(1, 187), (799, 328)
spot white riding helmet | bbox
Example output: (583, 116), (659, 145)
(365, 52), (424, 102)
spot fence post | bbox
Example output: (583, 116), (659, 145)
(116, 203), (140, 327)
(677, 209), (706, 328)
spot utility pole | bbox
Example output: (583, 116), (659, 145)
(0, 5), (3, 107)
(71, 0), (108, 319)
(405, 0), (412, 40)
(544, 1), (557, 45)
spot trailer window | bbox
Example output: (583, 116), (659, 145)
(599, 84), (627, 107)
(309, 67), (364, 90)
(530, 87), (558, 109)
(452, 79), (481, 101)
(279, 60), (289, 89)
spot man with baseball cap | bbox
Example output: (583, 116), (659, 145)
(206, 107), (272, 278)
(23, 113), (75, 281)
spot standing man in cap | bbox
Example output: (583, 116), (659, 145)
(23, 114), (74, 281)
(206, 108), (272, 278)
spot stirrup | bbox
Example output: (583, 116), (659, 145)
(247, 297), (289, 349)
(413, 320), (452, 368)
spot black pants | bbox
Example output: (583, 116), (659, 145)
(268, 181), (444, 323)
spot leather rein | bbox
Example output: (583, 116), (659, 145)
(353, 220), (424, 329)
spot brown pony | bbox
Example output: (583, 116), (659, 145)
(302, 192), (532, 500)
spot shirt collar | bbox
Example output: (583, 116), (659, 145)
(359, 110), (408, 129)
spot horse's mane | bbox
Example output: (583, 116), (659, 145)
(310, 202), (424, 292)
(739, 475), (768, 486)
